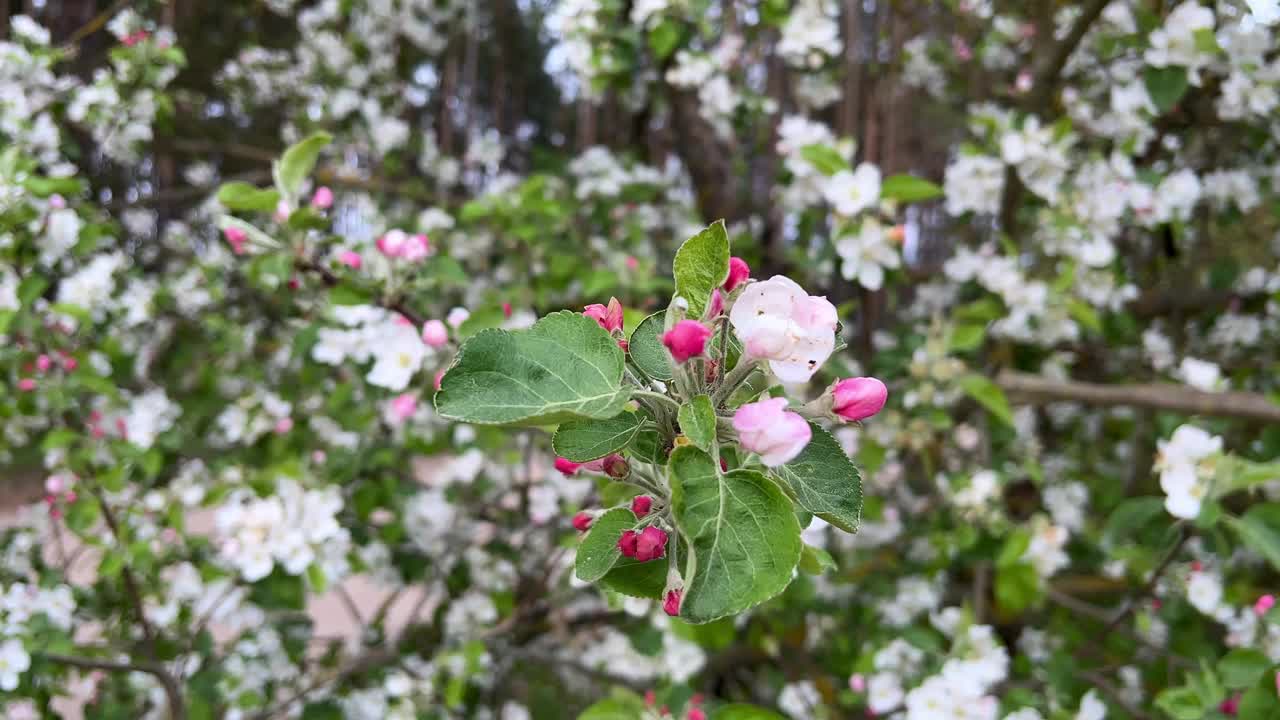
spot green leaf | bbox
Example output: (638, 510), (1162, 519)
(631, 425), (671, 465)
(672, 220), (731, 317)
(306, 563), (329, 594)
(669, 447), (801, 623)
(554, 412), (643, 462)
(799, 144), (847, 175)
(1218, 649), (1271, 689)
(880, 174), (943, 202)
(435, 311), (631, 426)
(216, 215), (277, 250)
(678, 395), (717, 453)
(216, 182), (281, 212)
(772, 424), (863, 533)
(957, 373), (1014, 428)
(41, 429), (79, 451)
(600, 552), (670, 599)
(274, 131), (332, 201)
(18, 276), (49, 306)
(575, 508), (635, 583)
(23, 176), (83, 198)
(1154, 687), (1205, 720)
(1067, 299), (1102, 334)
(648, 20), (681, 59)
(628, 312), (674, 381)
(65, 497), (101, 534)
(1226, 509), (1280, 574)
(579, 694), (648, 720)
(714, 706), (787, 720)
(327, 283), (372, 306)
(1102, 496), (1167, 547)
(948, 322), (987, 353)
(1193, 27), (1220, 54)
(1239, 685), (1280, 720)
(995, 561), (1040, 614)
(1143, 66), (1189, 114)
(798, 544), (836, 575)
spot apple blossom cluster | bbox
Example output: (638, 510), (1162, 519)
(214, 476), (351, 584)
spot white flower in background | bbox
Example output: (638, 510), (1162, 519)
(867, 672), (904, 713)
(0, 265), (19, 311)
(944, 154), (1005, 215)
(1202, 169), (1260, 212)
(1142, 328), (1175, 371)
(836, 219), (901, 290)
(1151, 169), (1201, 224)
(56, 252), (125, 318)
(1006, 710), (1045, 720)
(823, 163), (881, 216)
(1186, 570), (1224, 615)
(366, 320), (428, 390)
(778, 0), (841, 68)
(0, 638), (30, 691)
(880, 575), (942, 626)
(1145, 2), (1217, 83)
(44, 208), (83, 263)
(1043, 482), (1088, 532)
(1247, 0), (1280, 24)
(215, 478), (350, 583)
(1024, 516), (1070, 578)
(1075, 689), (1107, 720)
(115, 389), (181, 449)
(778, 680), (821, 720)
(902, 36), (946, 96)
(952, 470), (1001, 511)
(1155, 425), (1222, 519)
(1176, 356), (1222, 391)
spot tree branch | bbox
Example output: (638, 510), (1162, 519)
(996, 370), (1280, 424)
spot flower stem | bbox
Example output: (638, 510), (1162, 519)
(633, 390), (680, 414)
(711, 357), (759, 408)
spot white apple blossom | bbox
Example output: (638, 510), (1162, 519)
(729, 275), (839, 382)
(823, 163), (882, 216)
(0, 638), (29, 691)
(836, 219), (901, 290)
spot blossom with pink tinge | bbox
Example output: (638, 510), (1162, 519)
(733, 397), (811, 466)
(338, 251), (362, 269)
(831, 377), (888, 421)
(311, 186), (334, 210)
(849, 673), (866, 692)
(36, 355), (51, 372)
(705, 289), (725, 318)
(274, 200), (291, 223)
(17, 378), (35, 391)
(729, 275), (838, 383)
(387, 394), (418, 424)
(376, 230), (430, 261)
(631, 495), (653, 517)
(662, 320), (712, 363)
(724, 256), (750, 292)
(433, 369), (445, 391)
(584, 297), (624, 334)
(223, 227), (248, 255)
(273, 417), (293, 434)
(421, 320), (449, 348)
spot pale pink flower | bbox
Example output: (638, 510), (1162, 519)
(733, 397), (811, 466)
(831, 377), (888, 421)
(310, 186), (334, 210)
(729, 275), (838, 383)
(421, 320), (449, 348)
(387, 393), (418, 424)
(338, 251), (362, 269)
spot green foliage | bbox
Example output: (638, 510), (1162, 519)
(772, 424), (863, 533)
(554, 411), (644, 462)
(672, 220), (730, 317)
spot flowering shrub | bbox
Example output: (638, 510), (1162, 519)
(3, 1), (1280, 720)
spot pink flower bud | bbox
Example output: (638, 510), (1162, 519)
(49, 194), (66, 209)
(1256, 594), (1276, 616)
(311, 186), (334, 210)
(618, 339), (629, 352)
(433, 369), (445, 391)
(831, 377), (888, 422)
(387, 393), (418, 424)
(45, 475), (65, 494)
(724, 256), (750, 292)
(733, 397), (811, 466)
(36, 354), (52, 372)
(312, 450), (327, 463)
(663, 588), (682, 616)
(223, 227), (248, 255)
(572, 512), (593, 532)
(603, 454), (629, 479)
(662, 320), (712, 363)
(502, 302), (513, 318)
(17, 378), (36, 391)
(952, 35), (972, 61)
(849, 673), (866, 692)
(555, 457), (582, 476)
(687, 710), (706, 720)
(632, 495), (653, 517)
(123, 30), (149, 46)
(584, 297), (624, 334)
(705, 289), (724, 319)
(626, 256), (639, 270)
(402, 234), (431, 262)
(645, 690), (657, 707)
(65, 490), (77, 503)
(421, 320), (449, 348)
(690, 694), (704, 707)
(1220, 695), (1240, 715)
(274, 200), (291, 223)
(273, 417), (293, 434)
(338, 251), (362, 269)
(377, 230), (408, 258)
(618, 530), (639, 557)
(447, 307), (470, 328)
(635, 526), (668, 562)
(61, 354), (78, 371)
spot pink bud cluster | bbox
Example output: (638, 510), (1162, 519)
(376, 230), (431, 262)
(555, 454), (628, 479)
(618, 526), (668, 562)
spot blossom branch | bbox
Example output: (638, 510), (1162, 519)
(996, 371), (1280, 424)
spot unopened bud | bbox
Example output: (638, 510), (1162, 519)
(631, 495), (653, 517)
(603, 454), (629, 479)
